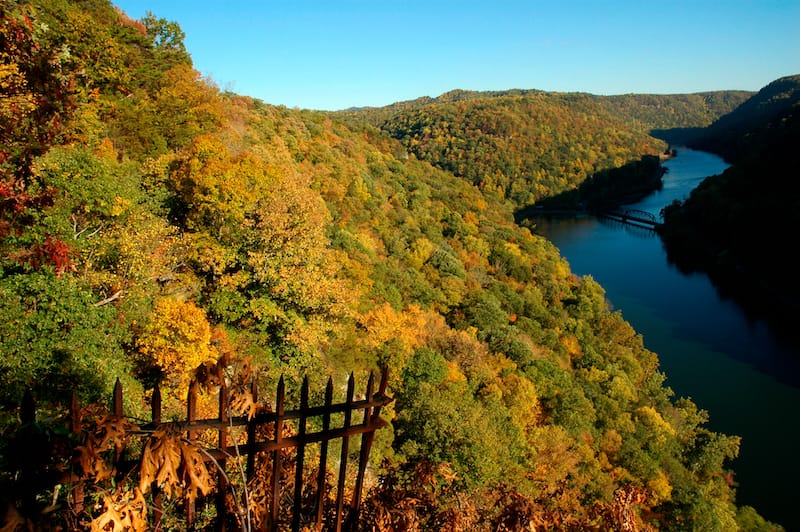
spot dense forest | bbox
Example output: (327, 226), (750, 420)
(0, 1), (783, 530)
(339, 89), (749, 208)
(659, 75), (800, 343)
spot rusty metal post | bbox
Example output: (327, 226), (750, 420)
(268, 376), (285, 531)
(334, 374), (355, 532)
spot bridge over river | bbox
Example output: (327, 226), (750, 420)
(597, 208), (663, 231)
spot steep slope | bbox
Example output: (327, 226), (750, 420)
(690, 74), (800, 162)
(375, 92), (666, 206)
(0, 1), (782, 530)
(341, 89), (750, 208)
(600, 91), (753, 131)
(660, 75), (800, 340)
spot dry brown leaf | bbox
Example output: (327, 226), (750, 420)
(229, 388), (257, 420)
(75, 443), (114, 482)
(139, 429), (212, 504)
(139, 430), (182, 498)
(90, 489), (147, 532)
(90, 494), (121, 532)
(179, 441), (213, 503)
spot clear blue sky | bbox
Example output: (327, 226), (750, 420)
(113, 1), (799, 111)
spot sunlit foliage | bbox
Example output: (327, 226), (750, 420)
(0, 1), (783, 529)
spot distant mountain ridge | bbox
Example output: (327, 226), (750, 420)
(343, 88), (752, 132)
(339, 88), (750, 207)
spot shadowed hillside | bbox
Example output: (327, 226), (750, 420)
(660, 75), (800, 344)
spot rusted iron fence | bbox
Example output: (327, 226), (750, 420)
(20, 369), (392, 531)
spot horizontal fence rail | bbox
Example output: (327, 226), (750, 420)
(19, 368), (392, 531)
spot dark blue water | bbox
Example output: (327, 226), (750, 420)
(534, 148), (800, 530)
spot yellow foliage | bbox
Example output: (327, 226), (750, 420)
(248, 171), (355, 322)
(647, 469), (673, 503)
(408, 237), (435, 269)
(581, 366), (608, 384)
(559, 334), (583, 358)
(360, 303), (428, 356)
(94, 137), (118, 160)
(444, 360), (467, 384)
(499, 373), (541, 436)
(503, 241), (523, 257)
(635, 406), (676, 446)
(608, 374), (637, 403)
(600, 429), (623, 456)
(528, 425), (584, 497)
(137, 298), (217, 388)
(0, 63), (36, 119)
(462, 210), (480, 227)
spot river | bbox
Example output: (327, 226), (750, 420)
(533, 147), (800, 530)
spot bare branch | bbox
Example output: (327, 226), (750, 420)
(93, 289), (124, 307)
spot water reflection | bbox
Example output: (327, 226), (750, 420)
(533, 147), (800, 529)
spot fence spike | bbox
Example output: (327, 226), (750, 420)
(152, 384), (162, 425)
(269, 376), (286, 530)
(187, 380), (198, 426)
(350, 372), (376, 528)
(69, 392), (80, 433)
(113, 378), (123, 418)
(334, 374), (356, 532)
(365, 372), (375, 403)
(292, 377), (310, 532)
(20, 389), (35, 425)
(314, 377), (334, 526)
(379, 366), (389, 395)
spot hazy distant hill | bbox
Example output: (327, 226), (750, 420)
(600, 91), (753, 132)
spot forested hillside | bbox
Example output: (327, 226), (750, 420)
(660, 75), (800, 342)
(339, 89), (750, 207)
(600, 91), (753, 133)
(0, 1), (781, 529)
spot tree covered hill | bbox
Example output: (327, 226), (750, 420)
(689, 74), (800, 162)
(339, 88), (750, 207)
(660, 74), (800, 342)
(0, 1), (782, 529)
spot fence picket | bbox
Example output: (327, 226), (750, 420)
(186, 379), (198, 528)
(246, 379), (259, 481)
(151, 384), (163, 531)
(350, 372), (375, 528)
(269, 376), (286, 530)
(69, 392), (84, 519)
(334, 373), (356, 532)
(217, 383), (230, 531)
(315, 377), (334, 526)
(17, 370), (391, 531)
(291, 377), (310, 532)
